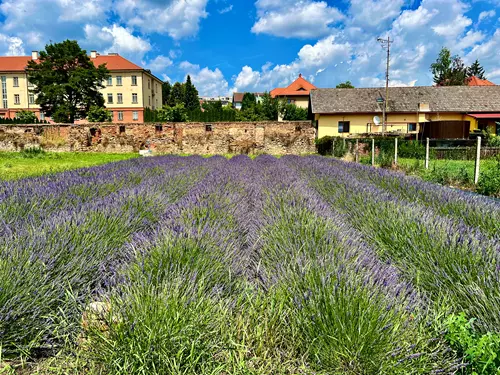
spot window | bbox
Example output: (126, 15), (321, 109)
(408, 123), (417, 132)
(107, 77), (113, 86)
(287, 99), (295, 104)
(118, 111), (123, 121)
(14, 94), (20, 105)
(132, 93), (138, 104)
(116, 76), (122, 86)
(155, 125), (163, 133)
(149, 96), (151, 106)
(29, 94), (34, 104)
(40, 112), (45, 120)
(132, 111), (138, 121)
(1, 76), (8, 109)
(107, 93), (113, 104)
(131, 75), (137, 86)
(119, 125), (125, 133)
(205, 124), (213, 132)
(338, 121), (350, 133)
(13, 77), (19, 87)
(117, 93), (123, 104)
(148, 79), (150, 89)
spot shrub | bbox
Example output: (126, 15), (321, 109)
(316, 136), (334, 155)
(20, 146), (46, 158)
(15, 110), (37, 124)
(398, 140), (427, 158)
(87, 106), (112, 123)
(280, 103), (308, 121)
(477, 158), (500, 197)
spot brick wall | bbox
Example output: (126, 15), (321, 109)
(0, 121), (316, 155)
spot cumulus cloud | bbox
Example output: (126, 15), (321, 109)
(479, 10), (496, 22)
(252, 0), (344, 38)
(142, 55), (173, 74)
(115, 0), (209, 40)
(180, 61), (230, 97)
(0, 34), (25, 55)
(218, 5), (233, 14)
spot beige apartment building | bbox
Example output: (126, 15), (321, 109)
(0, 51), (163, 123)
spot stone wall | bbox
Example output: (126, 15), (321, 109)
(0, 121), (316, 155)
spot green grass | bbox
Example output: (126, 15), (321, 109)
(0, 151), (138, 180)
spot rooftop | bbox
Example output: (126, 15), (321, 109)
(271, 74), (317, 97)
(310, 86), (500, 114)
(466, 76), (496, 86)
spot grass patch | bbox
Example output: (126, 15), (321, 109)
(0, 151), (137, 180)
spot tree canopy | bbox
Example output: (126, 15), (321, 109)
(241, 93), (257, 112)
(336, 81), (355, 88)
(162, 82), (172, 105)
(25, 40), (110, 123)
(87, 105), (112, 122)
(431, 48), (487, 86)
(467, 60), (486, 80)
(184, 75), (200, 111)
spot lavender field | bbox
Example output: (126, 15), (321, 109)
(1, 155), (499, 374)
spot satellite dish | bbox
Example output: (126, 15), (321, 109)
(373, 116), (381, 125)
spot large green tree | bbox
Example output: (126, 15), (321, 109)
(467, 59), (487, 79)
(260, 92), (279, 120)
(241, 93), (256, 112)
(169, 82), (185, 106)
(162, 81), (172, 105)
(430, 47), (467, 86)
(184, 75), (200, 111)
(26, 40), (110, 123)
(336, 81), (354, 88)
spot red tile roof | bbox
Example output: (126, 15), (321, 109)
(271, 74), (317, 98)
(467, 76), (495, 86)
(0, 54), (144, 72)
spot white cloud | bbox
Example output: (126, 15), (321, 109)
(432, 14), (471, 37)
(142, 55), (173, 74)
(84, 24), (151, 60)
(180, 61), (230, 96)
(115, 0), (209, 40)
(218, 4), (233, 14)
(0, 34), (24, 55)
(349, 0), (404, 29)
(479, 10), (496, 22)
(252, 0), (344, 38)
(359, 77), (418, 87)
(57, 0), (112, 22)
(297, 35), (351, 68)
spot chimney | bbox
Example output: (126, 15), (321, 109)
(90, 50), (97, 58)
(31, 51), (38, 60)
(299, 73), (302, 78)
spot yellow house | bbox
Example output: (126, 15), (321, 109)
(310, 86), (500, 139)
(0, 51), (163, 123)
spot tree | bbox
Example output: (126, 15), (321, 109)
(336, 81), (354, 88)
(184, 75), (200, 111)
(430, 47), (467, 86)
(15, 110), (37, 123)
(241, 93), (256, 112)
(280, 103), (308, 121)
(467, 59), (486, 79)
(87, 105), (112, 122)
(157, 103), (188, 122)
(162, 81), (172, 105)
(26, 40), (110, 123)
(169, 82), (185, 106)
(260, 92), (279, 120)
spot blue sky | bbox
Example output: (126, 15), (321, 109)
(0, 0), (498, 96)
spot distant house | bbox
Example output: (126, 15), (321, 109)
(271, 74), (317, 111)
(466, 76), (496, 86)
(232, 92), (264, 110)
(200, 96), (232, 107)
(310, 86), (500, 139)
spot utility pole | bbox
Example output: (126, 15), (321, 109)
(377, 36), (392, 136)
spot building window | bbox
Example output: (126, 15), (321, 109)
(131, 75), (137, 86)
(14, 94), (20, 105)
(29, 94), (35, 104)
(2, 76), (8, 109)
(107, 77), (112, 86)
(118, 111), (123, 121)
(155, 125), (163, 133)
(132, 111), (138, 121)
(408, 123), (417, 132)
(107, 93), (113, 104)
(287, 99), (295, 104)
(119, 125), (125, 133)
(13, 77), (19, 87)
(149, 96), (151, 106)
(117, 93), (123, 104)
(205, 124), (213, 132)
(40, 112), (45, 120)
(116, 76), (122, 86)
(338, 121), (350, 133)
(148, 79), (150, 89)
(132, 93), (138, 104)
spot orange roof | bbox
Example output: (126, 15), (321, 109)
(467, 76), (495, 86)
(271, 74), (317, 98)
(0, 54), (144, 72)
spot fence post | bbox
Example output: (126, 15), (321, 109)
(394, 137), (398, 165)
(425, 138), (430, 170)
(371, 138), (375, 166)
(355, 139), (359, 163)
(474, 136), (481, 184)
(332, 138), (335, 157)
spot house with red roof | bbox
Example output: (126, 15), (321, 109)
(466, 76), (496, 86)
(270, 74), (317, 113)
(0, 50), (163, 123)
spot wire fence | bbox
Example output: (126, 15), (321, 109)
(317, 136), (500, 197)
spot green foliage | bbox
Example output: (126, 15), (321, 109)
(336, 81), (355, 88)
(15, 110), (37, 124)
(241, 92), (257, 112)
(431, 47), (467, 86)
(87, 105), (112, 122)
(260, 92), (279, 121)
(20, 147), (46, 158)
(316, 136), (351, 157)
(189, 101), (237, 122)
(184, 75), (200, 111)
(25, 40), (110, 123)
(445, 313), (500, 374)
(280, 103), (308, 121)
(398, 140), (427, 158)
(467, 60), (487, 80)
(169, 82), (185, 107)
(162, 81), (171, 105)
(157, 103), (189, 122)
(477, 157), (500, 197)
